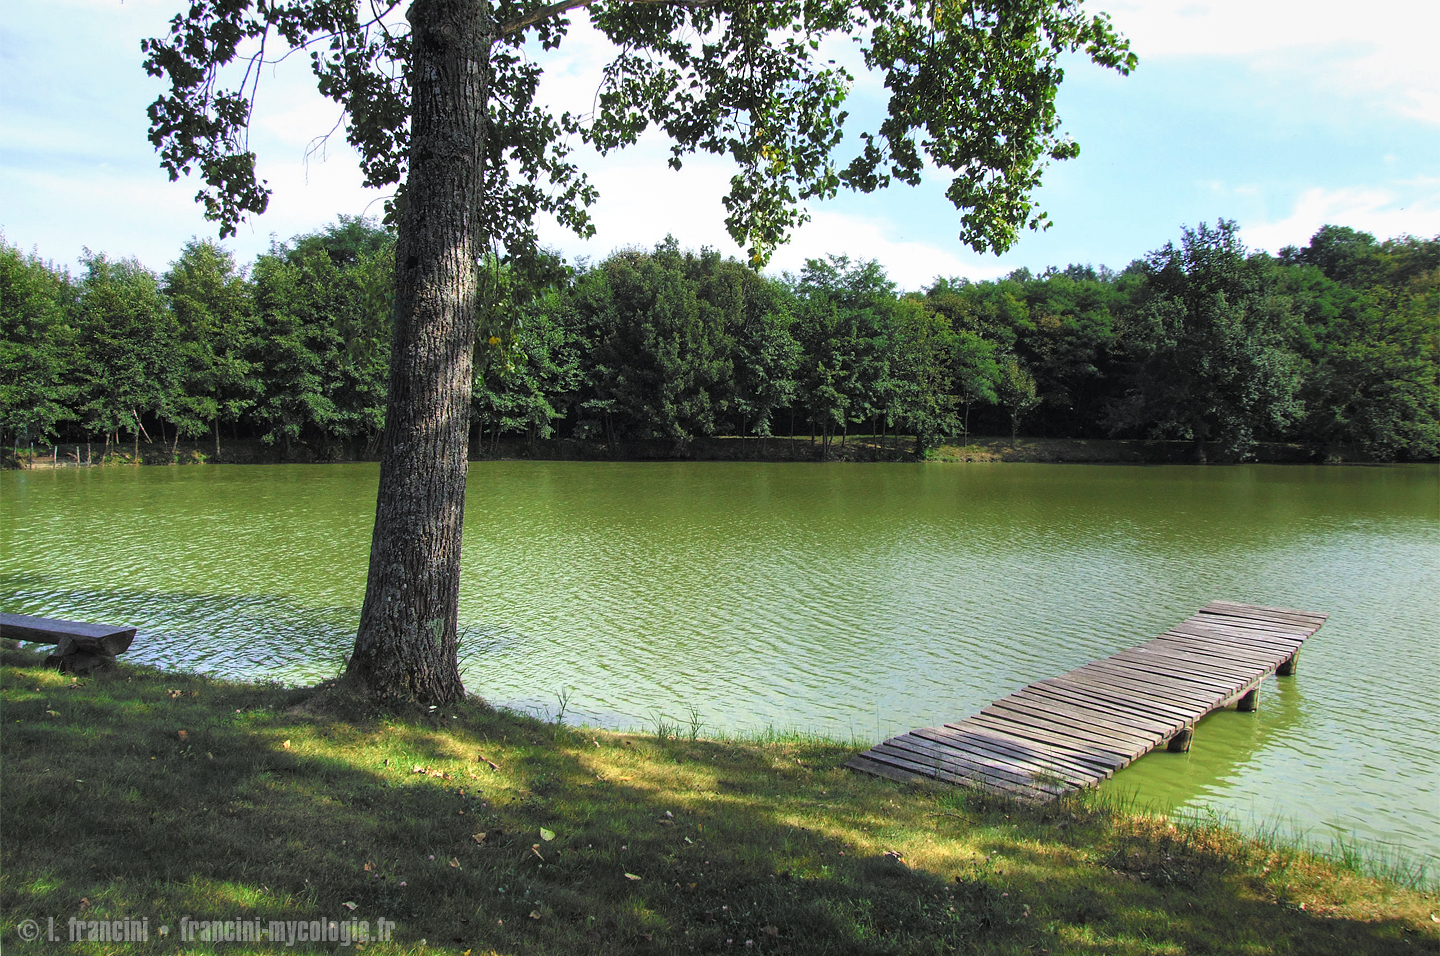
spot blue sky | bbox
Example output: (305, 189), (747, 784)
(2, 0), (1437, 290)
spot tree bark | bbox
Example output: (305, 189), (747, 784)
(347, 0), (491, 705)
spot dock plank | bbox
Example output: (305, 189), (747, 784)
(850, 602), (1326, 801)
(1009, 687), (1175, 737)
(984, 698), (1155, 751)
(1016, 682), (1185, 733)
(931, 726), (1115, 784)
(909, 733), (1096, 788)
(879, 735), (1068, 795)
(914, 725), (1111, 784)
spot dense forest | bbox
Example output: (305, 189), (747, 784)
(2, 218), (1436, 463)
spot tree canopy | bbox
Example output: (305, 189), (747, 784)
(140, 0), (1137, 706)
(143, 0), (1136, 264)
(6, 220), (1435, 463)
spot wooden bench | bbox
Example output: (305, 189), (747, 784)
(0, 612), (137, 674)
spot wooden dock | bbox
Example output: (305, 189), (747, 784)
(847, 601), (1328, 802)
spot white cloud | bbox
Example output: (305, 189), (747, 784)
(772, 211), (1010, 289)
(1241, 184), (1440, 252)
(1107, 0), (1440, 124)
(530, 131), (1005, 289)
(1107, 0), (1431, 57)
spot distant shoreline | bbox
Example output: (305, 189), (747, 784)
(6, 435), (1424, 469)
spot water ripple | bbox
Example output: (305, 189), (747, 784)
(2, 461), (1436, 867)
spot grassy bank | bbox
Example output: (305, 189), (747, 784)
(4, 434), (1394, 471)
(3, 647), (1436, 955)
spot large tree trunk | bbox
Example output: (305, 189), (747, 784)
(347, 0), (490, 705)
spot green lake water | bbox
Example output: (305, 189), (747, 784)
(2, 461), (1437, 870)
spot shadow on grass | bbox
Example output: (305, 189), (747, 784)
(2, 647), (1435, 956)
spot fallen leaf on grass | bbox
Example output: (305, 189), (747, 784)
(539, 828), (555, 842)
(530, 845), (545, 861)
(528, 911), (542, 920)
(624, 873), (642, 881)
(763, 926), (779, 937)
(343, 902), (358, 911)
(177, 730), (188, 742)
(477, 754), (501, 771)
(449, 857), (461, 868)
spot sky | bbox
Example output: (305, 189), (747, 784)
(2, 0), (1438, 291)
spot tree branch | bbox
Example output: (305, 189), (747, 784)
(496, 0), (730, 37)
(498, 0), (593, 35)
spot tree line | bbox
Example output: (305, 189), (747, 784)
(3, 218), (1436, 462)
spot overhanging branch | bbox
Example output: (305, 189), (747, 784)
(497, 0), (732, 37)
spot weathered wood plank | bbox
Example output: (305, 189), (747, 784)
(910, 726), (1102, 786)
(1097, 653), (1242, 691)
(935, 719), (1121, 776)
(891, 735), (1070, 790)
(846, 754), (922, 784)
(1076, 657), (1233, 695)
(1172, 620), (1306, 650)
(1093, 656), (1243, 695)
(1121, 641), (1261, 673)
(1151, 632), (1290, 666)
(1198, 609), (1317, 632)
(1128, 642), (1265, 677)
(926, 724), (1114, 782)
(1010, 686), (1177, 737)
(1064, 665), (1219, 709)
(1201, 602), (1328, 628)
(864, 743), (1041, 798)
(849, 602), (1325, 802)
(0, 612), (136, 654)
(879, 735), (1068, 795)
(1039, 674), (1199, 722)
(1194, 617), (1313, 640)
(984, 698), (1156, 751)
(1000, 691), (1167, 745)
(963, 713), (1134, 767)
(1017, 682), (1185, 734)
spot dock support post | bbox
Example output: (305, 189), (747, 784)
(1167, 726), (1193, 753)
(1237, 684), (1260, 712)
(1277, 653), (1299, 676)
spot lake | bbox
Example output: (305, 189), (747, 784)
(2, 460), (1437, 871)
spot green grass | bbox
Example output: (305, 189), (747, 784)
(3, 645), (1437, 955)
